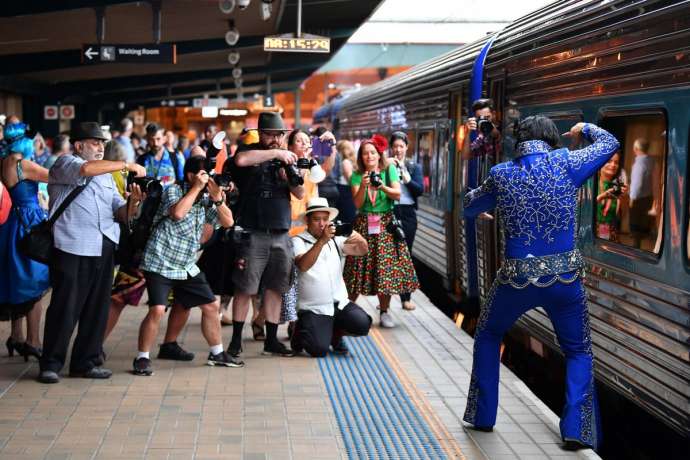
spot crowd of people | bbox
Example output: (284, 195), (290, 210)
(0, 111), (423, 383)
(0, 102), (630, 451)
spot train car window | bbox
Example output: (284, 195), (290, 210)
(436, 125), (450, 199)
(597, 112), (666, 254)
(406, 131), (417, 161)
(418, 130), (435, 195)
(501, 100), (520, 159)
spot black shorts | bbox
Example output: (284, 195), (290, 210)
(143, 271), (215, 309)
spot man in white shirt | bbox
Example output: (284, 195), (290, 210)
(290, 198), (371, 357)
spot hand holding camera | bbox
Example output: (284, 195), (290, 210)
(369, 171), (383, 188)
(206, 177), (224, 202)
(127, 162), (147, 178)
(467, 117), (495, 137)
(275, 149), (298, 165)
(319, 222), (336, 244)
(192, 170), (210, 192)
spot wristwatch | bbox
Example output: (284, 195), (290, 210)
(121, 161), (129, 174)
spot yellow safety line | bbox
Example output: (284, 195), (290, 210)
(370, 328), (467, 460)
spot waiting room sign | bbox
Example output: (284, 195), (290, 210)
(82, 44), (177, 64)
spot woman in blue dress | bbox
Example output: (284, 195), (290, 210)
(0, 128), (50, 361)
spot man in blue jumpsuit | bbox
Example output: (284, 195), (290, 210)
(462, 116), (619, 451)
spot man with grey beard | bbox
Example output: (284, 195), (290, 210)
(38, 122), (146, 384)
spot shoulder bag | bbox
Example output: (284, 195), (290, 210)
(17, 178), (92, 264)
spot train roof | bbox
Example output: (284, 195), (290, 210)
(340, 0), (690, 113)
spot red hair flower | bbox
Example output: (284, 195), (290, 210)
(370, 134), (389, 154)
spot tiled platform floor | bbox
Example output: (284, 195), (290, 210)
(0, 291), (600, 460)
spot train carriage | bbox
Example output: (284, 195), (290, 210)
(328, 0), (690, 438)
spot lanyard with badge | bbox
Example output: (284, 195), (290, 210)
(366, 177), (381, 234)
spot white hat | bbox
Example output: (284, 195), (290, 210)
(301, 197), (339, 222)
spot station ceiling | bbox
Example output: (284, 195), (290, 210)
(0, 0), (381, 109)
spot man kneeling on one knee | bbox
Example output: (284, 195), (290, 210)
(290, 198), (372, 357)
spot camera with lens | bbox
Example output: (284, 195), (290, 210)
(369, 171), (383, 188)
(272, 157), (325, 188)
(478, 116), (494, 137)
(386, 216), (406, 242)
(330, 220), (353, 237)
(208, 169), (233, 188)
(127, 173), (163, 199)
(609, 177), (624, 197)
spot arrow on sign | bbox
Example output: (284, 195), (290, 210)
(85, 47), (97, 60)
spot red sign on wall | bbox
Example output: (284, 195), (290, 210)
(60, 105), (75, 120)
(44, 105), (58, 120)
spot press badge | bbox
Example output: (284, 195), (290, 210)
(367, 214), (381, 234)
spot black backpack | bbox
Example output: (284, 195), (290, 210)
(116, 184), (166, 266)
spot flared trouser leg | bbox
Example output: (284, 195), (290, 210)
(463, 279), (601, 450)
(463, 282), (531, 427)
(543, 281), (601, 450)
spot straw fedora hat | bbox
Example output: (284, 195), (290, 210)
(301, 197), (339, 222)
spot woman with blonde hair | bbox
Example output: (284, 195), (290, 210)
(344, 135), (419, 328)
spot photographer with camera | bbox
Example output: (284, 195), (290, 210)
(463, 98), (501, 162)
(289, 198), (371, 357)
(596, 151), (627, 242)
(344, 135), (419, 328)
(133, 156), (241, 376)
(389, 131), (424, 311)
(38, 122), (146, 384)
(103, 125), (195, 364)
(226, 112), (304, 358)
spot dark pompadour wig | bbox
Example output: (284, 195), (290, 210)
(516, 115), (561, 149)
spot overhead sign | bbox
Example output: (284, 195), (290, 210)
(82, 44), (177, 64)
(193, 97), (229, 108)
(263, 34), (330, 53)
(60, 105), (75, 120)
(44, 105), (58, 120)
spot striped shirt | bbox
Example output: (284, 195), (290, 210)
(48, 155), (126, 257)
(140, 183), (220, 279)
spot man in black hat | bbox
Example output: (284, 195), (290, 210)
(226, 112), (304, 358)
(38, 122), (146, 384)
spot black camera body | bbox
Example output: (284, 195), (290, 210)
(369, 171), (383, 188)
(331, 220), (353, 237)
(609, 177), (624, 197)
(127, 173), (163, 199)
(208, 170), (233, 188)
(272, 158), (319, 188)
(478, 116), (494, 137)
(386, 216), (406, 242)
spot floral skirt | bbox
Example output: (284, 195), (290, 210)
(111, 265), (147, 307)
(344, 211), (419, 297)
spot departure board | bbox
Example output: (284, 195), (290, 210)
(263, 36), (330, 53)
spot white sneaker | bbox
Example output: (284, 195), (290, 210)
(380, 311), (395, 328)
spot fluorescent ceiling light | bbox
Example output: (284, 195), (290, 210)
(202, 106), (219, 118)
(219, 109), (248, 116)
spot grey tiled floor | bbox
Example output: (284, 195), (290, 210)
(0, 290), (600, 459)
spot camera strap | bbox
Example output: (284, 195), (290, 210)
(296, 234), (342, 259)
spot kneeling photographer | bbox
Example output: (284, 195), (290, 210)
(290, 198), (371, 357)
(133, 156), (241, 376)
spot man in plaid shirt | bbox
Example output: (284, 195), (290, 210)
(134, 156), (242, 376)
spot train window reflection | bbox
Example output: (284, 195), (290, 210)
(597, 113), (666, 253)
(417, 130), (435, 194)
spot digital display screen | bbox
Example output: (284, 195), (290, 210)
(263, 37), (330, 53)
